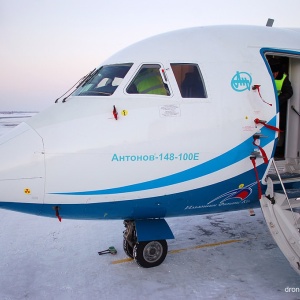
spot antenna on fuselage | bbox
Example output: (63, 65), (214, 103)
(266, 18), (274, 27)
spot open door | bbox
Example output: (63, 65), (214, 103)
(285, 57), (300, 158)
(262, 52), (300, 275)
(265, 54), (300, 160)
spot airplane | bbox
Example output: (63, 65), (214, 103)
(1, 23), (300, 273)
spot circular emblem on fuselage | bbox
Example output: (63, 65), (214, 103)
(231, 71), (252, 92)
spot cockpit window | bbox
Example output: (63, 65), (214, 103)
(127, 64), (170, 96)
(74, 63), (132, 96)
(171, 63), (207, 98)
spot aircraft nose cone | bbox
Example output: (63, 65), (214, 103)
(0, 123), (45, 204)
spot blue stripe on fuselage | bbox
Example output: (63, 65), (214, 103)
(0, 165), (265, 220)
(49, 116), (276, 196)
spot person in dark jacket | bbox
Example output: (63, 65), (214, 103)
(269, 58), (293, 157)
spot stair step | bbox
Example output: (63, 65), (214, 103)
(280, 208), (300, 226)
(274, 191), (300, 210)
(276, 189), (300, 199)
(267, 173), (300, 184)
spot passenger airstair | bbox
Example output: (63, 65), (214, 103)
(261, 158), (300, 275)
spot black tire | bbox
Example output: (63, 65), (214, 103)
(133, 240), (168, 268)
(123, 239), (134, 258)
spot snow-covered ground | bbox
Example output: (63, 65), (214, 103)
(0, 113), (299, 300)
(0, 209), (299, 300)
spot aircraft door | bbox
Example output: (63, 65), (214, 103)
(267, 54), (300, 160)
(286, 57), (300, 158)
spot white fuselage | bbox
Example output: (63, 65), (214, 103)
(1, 25), (300, 220)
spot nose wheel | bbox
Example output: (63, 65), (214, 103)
(133, 240), (168, 268)
(123, 220), (168, 268)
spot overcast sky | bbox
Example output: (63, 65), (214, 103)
(1, 0), (300, 111)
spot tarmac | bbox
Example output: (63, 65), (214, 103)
(0, 208), (299, 300)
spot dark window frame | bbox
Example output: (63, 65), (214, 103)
(171, 63), (207, 98)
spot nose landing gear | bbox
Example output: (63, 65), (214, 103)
(123, 220), (169, 268)
(133, 240), (168, 268)
(123, 220), (136, 258)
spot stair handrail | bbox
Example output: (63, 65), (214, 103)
(270, 158), (300, 232)
(291, 105), (300, 117)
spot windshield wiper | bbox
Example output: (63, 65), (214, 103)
(54, 68), (97, 103)
(79, 91), (112, 96)
(76, 68), (98, 88)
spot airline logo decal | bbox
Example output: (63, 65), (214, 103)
(231, 71), (252, 92)
(206, 183), (254, 205)
(184, 183), (255, 211)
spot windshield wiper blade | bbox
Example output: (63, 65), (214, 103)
(79, 91), (112, 96)
(76, 68), (98, 88)
(55, 68), (97, 103)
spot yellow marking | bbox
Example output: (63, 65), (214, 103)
(121, 109), (128, 116)
(24, 188), (31, 194)
(239, 183), (244, 188)
(169, 239), (242, 254)
(111, 239), (242, 265)
(111, 257), (133, 265)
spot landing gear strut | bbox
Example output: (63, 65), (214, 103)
(123, 220), (135, 258)
(123, 220), (168, 268)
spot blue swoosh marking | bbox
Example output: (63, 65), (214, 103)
(50, 116), (276, 196)
(0, 166), (265, 220)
